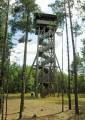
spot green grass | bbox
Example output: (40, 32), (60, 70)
(7, 93), (85, 107)
(1, 93), (85, 120)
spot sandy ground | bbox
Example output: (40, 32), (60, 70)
(0, 95), (85, 120)
(4, 99), (68, 120)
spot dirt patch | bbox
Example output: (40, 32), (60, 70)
(2, 98), (68, 120)
(1, 95), (85, 120)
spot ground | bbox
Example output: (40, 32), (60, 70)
(1, 94), (85, 120)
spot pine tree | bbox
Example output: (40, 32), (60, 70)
(11, 0), (40, 118)
(64, 0), (71, 110)
(67, 0), (79, 115)
(0, 0), (10, 119)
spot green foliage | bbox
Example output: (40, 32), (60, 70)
(71, 47), (85, 93)
(48, 0), (65, 27)
(81, 39), (85, 61)
(71, 53), (82, 71)
(4, 63), (21, 93)
(73, 22), (82, 37)
(3, 64), (35, 93)
(78, 75), (85, 93)
(20, 0), (40, 12)
(3, 63), (85, 93)
(25, 66), (35, 92)
(0, 0), (13, 69)
(10, 0), (40, 35)
(48, 0), (64, 13)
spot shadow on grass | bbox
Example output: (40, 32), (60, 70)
(20, 110), (69, 120)
(79, 94), (85, 98)
(19, 108), (85, 120)
(5, 106), (85, 120)
(5, 112), (20, 116)
(7, 95), (37, 100)
(67, 115), (79, 120)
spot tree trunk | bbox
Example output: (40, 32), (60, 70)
(5, 53), (10, 120)
(61, 31), (64, 112)
(35, 30), (40, 98)
(0, 0), (9, 119)
(19, 11), (29, 119)
(67, 0), (79, 115)
(64, 0), (71, 110)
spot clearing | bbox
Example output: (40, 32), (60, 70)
(1, 94), (85, 120)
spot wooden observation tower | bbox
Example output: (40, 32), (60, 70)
(34, 13), (58, 97)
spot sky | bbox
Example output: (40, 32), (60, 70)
(10, 0), (83, 73)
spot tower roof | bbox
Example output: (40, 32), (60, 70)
(34, 13), (58, 34)
(35, 13), (57, 21)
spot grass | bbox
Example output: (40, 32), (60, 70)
(0, 93), (85, 120)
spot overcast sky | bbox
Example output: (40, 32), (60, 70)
(10, 0), (83, 73)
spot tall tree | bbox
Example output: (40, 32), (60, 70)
(11, 0), (40, 118)
(49, 0), (73, 112)
(19, 0), (40, 118)
(61, 29), (64, 112)
(64, 0), (71, 110)
(0, 0), (10, 119)
(0, 1), (4, 113)
(67, 0), (79, 115)
(49, 0), (65, 112)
